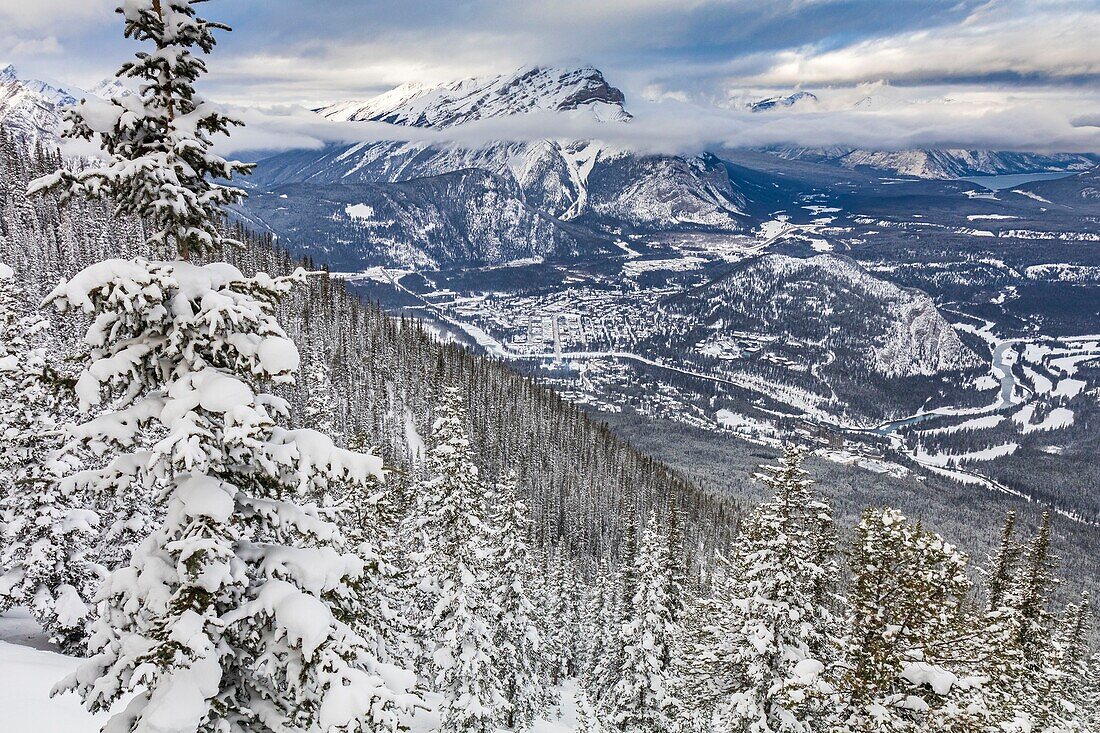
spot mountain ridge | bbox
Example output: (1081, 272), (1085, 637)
(315, 65), (632, 127)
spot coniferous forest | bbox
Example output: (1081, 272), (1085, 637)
(0, 3), (1097, 733)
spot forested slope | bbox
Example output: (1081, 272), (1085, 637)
(0, 129), (739, 570)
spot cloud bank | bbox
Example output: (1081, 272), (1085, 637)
(213, 84), (1100, 159)
(4, 0), (1098, 154)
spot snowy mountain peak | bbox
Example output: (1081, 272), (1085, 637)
(0, 65), (78, 140)
(315, 65), (632, 128)
(748, 91), (819, 113)
(90, 77), (131, 101)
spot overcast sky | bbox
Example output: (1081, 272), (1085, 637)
(2, 0), (1099, 153)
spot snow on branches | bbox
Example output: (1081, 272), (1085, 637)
(0, 260), (102, 653)
(28, 0), (253, 260)
(50, 257), (418, 732)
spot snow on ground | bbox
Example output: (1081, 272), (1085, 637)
(918, 443), (1018, 466)
(924, 414), (1005, 435)
(0, 640), (107, 733)
(331, 266), (408, 284)
(757, 219), (794, 239)
(967, 214), (1017, 220)
(1053, 378), (1086, 398)
(622, 256), (705, 276)
(1014, 405), (1075, 433)
(612, 239), (641, 258)
(0, 610), (582, 733)
(1024, 366), (1053, 395)
(820, 450), (909, 478)
(344, 203), (374, 219)
(404, 409), (425, 463)
(0, 610), (107, 733)
(964, 189), (999, 200)
(715, 408), (757, 430)
(1011, 189), (1052, 204)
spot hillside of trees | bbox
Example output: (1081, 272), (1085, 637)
(0, 2), (1097, 732)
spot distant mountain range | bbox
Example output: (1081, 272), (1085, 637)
(243, 66), (1098, 268)
(247, 66), (756, 266)
(767, 146), (1099, 179)
(3, 60), (1097, 269)
(672, 253), (981, 380)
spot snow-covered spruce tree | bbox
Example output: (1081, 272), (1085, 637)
(29, 3), (418, 731)
(661, 504), (689, 665)
(833, 508), (974, 733)
(490, 472), (548, 730)
(413, 388), (504, 733)
(300, 332), (341, 442)
(605, 511), (680, 733)
(581, 559), (620, 701)
(543, 546), (582, 686)
(1082, 652), (1100, 733)
(675, 556), (736, 733)
(575, 688), (602, 733)
(591, 523), (637, 716)
(1026, 592), (1093, 733)
(47, 261), (418, 732)
(713, 446), (838, 733)
(1011, 510), (1060, 666)
(29, 0), (253, 261)
(985, 510), (1021, 611)
(952, 510), (1028, 731)
(0, 261), (103, 653)
(995, 510), (1065, 731)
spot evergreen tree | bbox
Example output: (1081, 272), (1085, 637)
(0, 261), (102, 653)
(543, 547), (583, 686)
(591, 523), (637, 713)
(676, 557), (736, 733)
(301, 338), (341, 440)
(575, 688), (602, 733)
(490, 473), (548, 730)
(1081, 652), (1100, 733)
(29, 0), (253, 260)
(582, 559), (620, 702)
(1029, 593), (1093, 733)
(985, 510), (1020, 611)
(834, 508), (972, 733)
(1012, 510), (1060, 666)
(46, 253), (419, 733)
(994, 510), (1066, 731)
(605, 511), (680, 733)
(714, 446), (838, 733)
(28, 3), (418, 730)
(414, 388), (504, 733)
